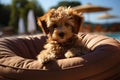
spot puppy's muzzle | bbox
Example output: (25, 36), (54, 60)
(58, 32), (65, 38)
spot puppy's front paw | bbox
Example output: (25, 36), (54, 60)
(37, 51), (56, 64)
(65, 51), (75, 58)
(37, 55), (49, 64)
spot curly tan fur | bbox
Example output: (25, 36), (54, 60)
(37, 7), (85, 64)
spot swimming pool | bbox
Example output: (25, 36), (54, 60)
(105, 33), (120, 40)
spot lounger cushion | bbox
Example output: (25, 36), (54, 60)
(0, 33), (120, 80)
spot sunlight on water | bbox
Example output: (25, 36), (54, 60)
(106, 33), (120, 40)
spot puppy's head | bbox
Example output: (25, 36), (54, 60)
(37, 7), (83, 43)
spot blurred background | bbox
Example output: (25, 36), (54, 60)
(0, 0), (120, 40)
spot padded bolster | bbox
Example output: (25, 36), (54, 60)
(0, 33), (120, 80)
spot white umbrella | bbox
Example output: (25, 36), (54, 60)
(97, 13), (118, 19)
(27, 10), (36, 34)
(18, 17), (25, 34)
(97, 13), (119, 23)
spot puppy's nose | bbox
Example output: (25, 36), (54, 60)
(58, 32), (64, 38)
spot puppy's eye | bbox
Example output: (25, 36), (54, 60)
(64, 23), (70, 26)
(70, 17), (73, 20)
(53, 24), (57, 28)
(69, 16), (73, 20)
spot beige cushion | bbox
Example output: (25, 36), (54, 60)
(0, 33), (120, 80)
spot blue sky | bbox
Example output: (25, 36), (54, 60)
(1, 0), (120, 23)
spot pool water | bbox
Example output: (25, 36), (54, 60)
(105, 33), (120, 40)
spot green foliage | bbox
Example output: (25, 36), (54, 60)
(51, 1), (81, 9)
(0, 4), (11, 26)
(9, 0), (44, 33)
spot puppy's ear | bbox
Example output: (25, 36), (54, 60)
(73, 14), (84, 34)
(37, 16), (49, 35)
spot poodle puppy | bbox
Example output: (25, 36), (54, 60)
(37, 6), (85, 64)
